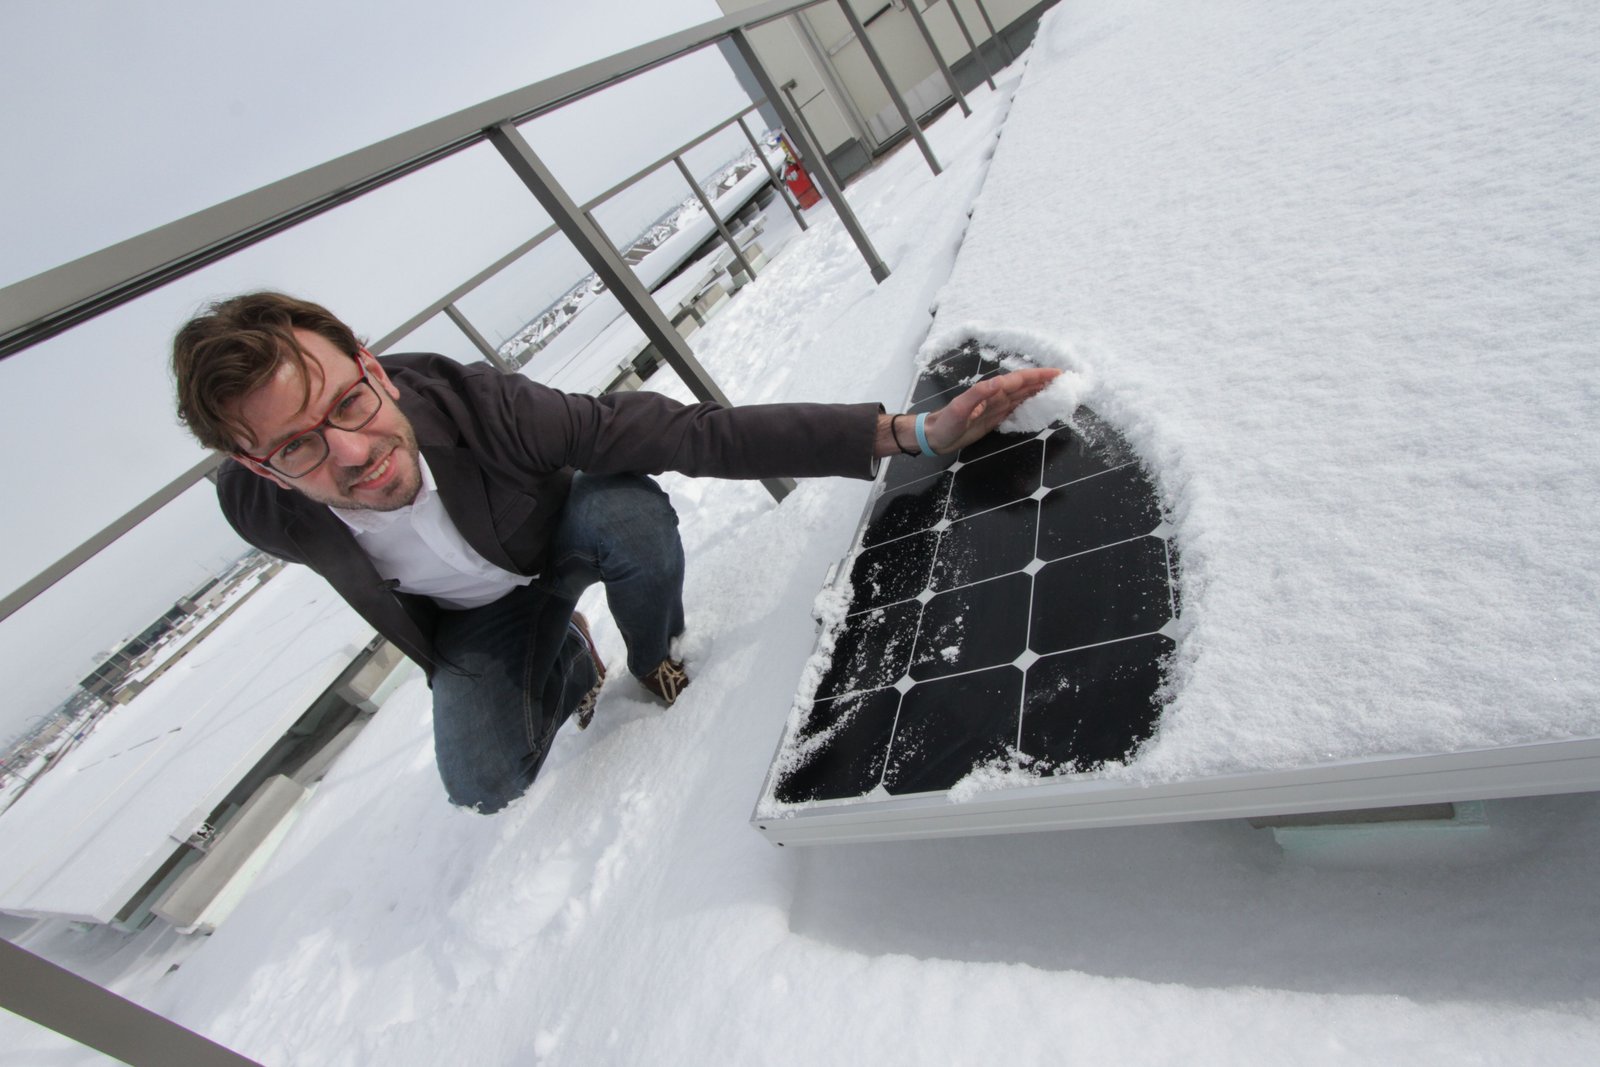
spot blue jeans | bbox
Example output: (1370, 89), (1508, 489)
(429, 473), (685, 812)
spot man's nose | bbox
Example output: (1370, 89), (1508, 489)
(323, 425), (371, 465)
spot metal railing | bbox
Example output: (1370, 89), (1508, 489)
(370, 101), (811, 370)
(0, 0), (887, 359)
(0, 0), (1018, 627)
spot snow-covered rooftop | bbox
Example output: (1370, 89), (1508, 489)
(5, 2), (1599, 1062)
(0, 567), (373, 922)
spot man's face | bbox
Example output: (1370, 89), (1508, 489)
(231, 328), (422, 511)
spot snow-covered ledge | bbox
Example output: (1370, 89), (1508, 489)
(755, 0), (1600, 844)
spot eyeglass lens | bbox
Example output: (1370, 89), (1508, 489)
(271, 380), (383, 476)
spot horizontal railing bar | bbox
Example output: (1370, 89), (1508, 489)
(367, 223), (560, 354)
(742, 2), (821, 33)
(580, 103), (765, 213)
(0, 454), (224, 625)
(0, 0), (826, 362)
(373, 102), (770, 357)
(0, 138), (478, 361)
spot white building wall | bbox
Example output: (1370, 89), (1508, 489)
(719, 1), (1049, 165)
(718, 0), (866, 157)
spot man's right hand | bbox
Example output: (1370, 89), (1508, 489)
(875, 367), (1062, 458)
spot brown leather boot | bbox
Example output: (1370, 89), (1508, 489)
(637, 658), (690, 706)
(570, 612), (606, 729)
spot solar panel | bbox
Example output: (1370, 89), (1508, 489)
(764, 341), (1179, 807)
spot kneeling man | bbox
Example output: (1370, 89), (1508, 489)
(172, 292), (1056, 812)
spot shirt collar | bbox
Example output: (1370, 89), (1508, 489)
(330, 453), (435, 533)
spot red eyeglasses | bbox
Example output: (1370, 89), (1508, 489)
(235, 353), (385, 478)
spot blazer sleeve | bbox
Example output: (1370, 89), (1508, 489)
(399, 355), (883, 482)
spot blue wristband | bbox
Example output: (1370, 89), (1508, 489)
(914, 412), (938, 458)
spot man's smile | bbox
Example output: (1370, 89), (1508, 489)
(341, 444), (407, 495)
(350, 449), (394, 488)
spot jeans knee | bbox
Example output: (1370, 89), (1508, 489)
(563, 474), (682, 571)
(438, 760), (529, 814)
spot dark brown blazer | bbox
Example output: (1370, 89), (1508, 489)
(217, 353), (880, 677)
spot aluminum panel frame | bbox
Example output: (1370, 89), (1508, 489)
(753, 736), (1600, 846)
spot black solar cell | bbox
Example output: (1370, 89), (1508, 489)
(862, 470), (952, 547)
(774, 687), (900, 804)
(845, 529), (938, 613)
(883, 667), (1024, 795)
(813, 599), (921, 702)
(909, 572), (1032, 681)
(948, 439), (1043, 518)
(929, 497), (1037, 591)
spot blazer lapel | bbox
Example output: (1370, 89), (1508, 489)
(397, 387), (524, 575)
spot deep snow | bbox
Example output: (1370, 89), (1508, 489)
(929, 0), (1600, 786)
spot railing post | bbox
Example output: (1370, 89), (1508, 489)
(0, 938), (263, 1066)
(727, 27), (891, 284)
(442, 302), (516, 372)
(836, 0), (942, 176)
(778, 79), (834, 187)
(940, 0), (997, 91)
(904, 1), (971, 118)
(970, 0), (1014, 64)
(737, 116), (808, 231)
(673, 155), (757, 282)
(485, 121), (794, 503)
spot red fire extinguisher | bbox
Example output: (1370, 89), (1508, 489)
(781, 159), (823, 209)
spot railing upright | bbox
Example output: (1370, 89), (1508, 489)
(0, 938), (263, 1067)
(905, 1), (972, 118)
(673, 156), (758, 282)
(442, 303), (516, 372)
(836, 0), (942, 176)
(939, 0), (998, 91)
(730, 27), (890, 283)
(778, 78), (834, 186)
(737, 116), (809, 231)
(484, 121), (797, 501)
(970, 0), (1015, 63)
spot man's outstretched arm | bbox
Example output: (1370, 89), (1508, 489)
(872, 367), (1062, 458)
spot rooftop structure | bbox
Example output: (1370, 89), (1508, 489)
(0, 567), (387, 925)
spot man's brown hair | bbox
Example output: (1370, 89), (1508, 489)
(173, 291), (362, 452)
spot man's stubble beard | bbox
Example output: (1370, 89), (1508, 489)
(301, 421), (422, 513)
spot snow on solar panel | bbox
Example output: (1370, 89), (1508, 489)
(762, 342), (1179, 807)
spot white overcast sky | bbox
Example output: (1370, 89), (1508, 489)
(0, 0), (754, 733)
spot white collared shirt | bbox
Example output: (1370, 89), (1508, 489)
(332, 455), (533, 610)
